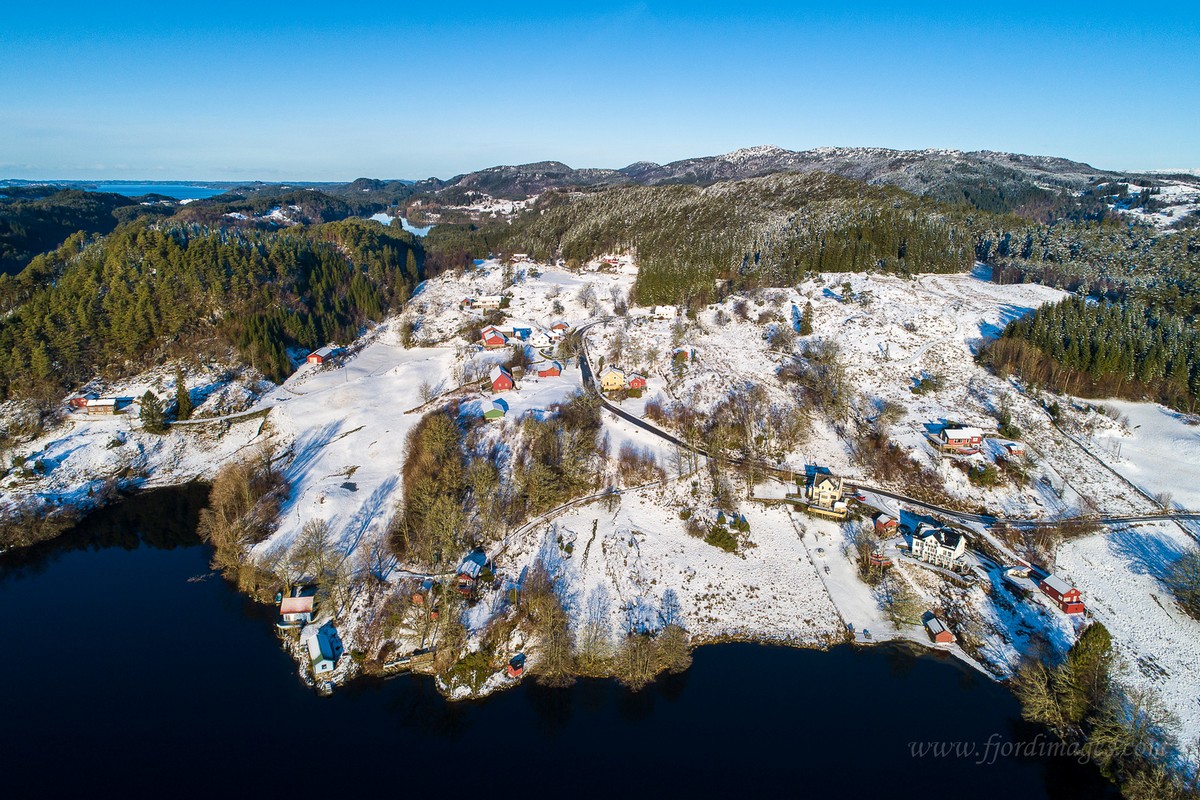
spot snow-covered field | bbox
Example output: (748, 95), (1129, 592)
(1088, 399), (1200, 510)
(586, 266), (1156, 518)
(492, 489), (844, 647)
(1059, 521), (1200, 743)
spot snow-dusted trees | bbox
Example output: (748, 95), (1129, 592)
(198, 445), (288, 595)
(391, 409), (466, 568)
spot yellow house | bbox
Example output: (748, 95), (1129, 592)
(600, 367), (626, 392)
(806, 475), (847, 519)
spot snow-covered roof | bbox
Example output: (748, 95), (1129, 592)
(86, 398), (117, 407)
(490, 365), (511, 381)
(280, 596), (313, 615)
(943, 426), (983, 439)
(925, 616), (947, 635)
(309, 346), (337, 359)
(1042, 574), (1074, 595)
(914, 525), (963, 549)
(601, 367), (625, 378)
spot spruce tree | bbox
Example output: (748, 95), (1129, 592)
(800, 301), (814, 336)
(174, 368), (193, 421)
(139, 391), (167, 434)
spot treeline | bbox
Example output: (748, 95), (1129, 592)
(980, 221), (1200, 316)
(986, 296), (1200, 412)
(0, 189), (172, 275)
(0, 217), (423, 400)
(175, 187), (378, 227)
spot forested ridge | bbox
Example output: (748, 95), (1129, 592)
(427, 172), (977, 306)
(0, 218), (423, 401)
(0, 189), (173, 276)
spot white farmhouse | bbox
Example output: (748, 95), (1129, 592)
(910, 523), (967, 570)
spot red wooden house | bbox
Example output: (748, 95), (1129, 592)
(939, 426), (984, 453)
(1040, 574), (1086, 614)
(537, 361), (562, 378)
(490, 365), (514, 392)
(627, 373), (647, 390)
(874, 513), (898, 536)
(924, 615), (955, 644)
(481, 326), (508, 348)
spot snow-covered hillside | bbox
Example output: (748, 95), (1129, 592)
(4, 253), (1200, 747)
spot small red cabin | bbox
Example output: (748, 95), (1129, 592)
(874, 513), (898, 536)
(1040, 574), (1086, 614)
(924, 615), (955, 644)
(307, 346), (338, 365)
(538, 361), (562, 378)
(627, 374), (647, 390)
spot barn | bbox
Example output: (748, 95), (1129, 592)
(537, 361), (562, 378)
(490, 365), (514, 392)
(1040, 574), (1086, 614)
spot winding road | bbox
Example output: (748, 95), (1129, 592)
(575, 317), (1200, 534)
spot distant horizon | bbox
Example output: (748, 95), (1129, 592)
(3, 143), (1198, 186)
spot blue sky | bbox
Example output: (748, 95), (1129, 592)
(1, 2), (1197, 180)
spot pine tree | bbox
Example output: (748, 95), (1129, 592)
(800, 301), (814, 335)
(174, 368), (193, 421)
(140, 391), (167, 434)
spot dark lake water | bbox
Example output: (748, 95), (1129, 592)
(90, 183), (227, 200)
(0, 488), (1117, 797)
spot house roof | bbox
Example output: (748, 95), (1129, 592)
(943, 426), (983, 439)
(303, 625), (338, 664)
(601, 367), (625, 379)
(86, 398), (118, 407)
(875, 513), (896, 525)
(628, 373), (646, 382)
(490, 365), (512, 381)
(310, 346), (337, 359)
(1043, 574), (1074, 595)
(280, 596), (314, 615)
(925, 616), (948, 635)
(485, 401), (506, 416)
(915, 525), (963, 549)
(459, 552), (486, 578)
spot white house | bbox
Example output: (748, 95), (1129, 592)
(301, 623), (344, 675)
(910, 523), (967, 569)
(278, 595), (314, 627)
(474, 295), (504, 310)
(527, 328), (554, 348)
